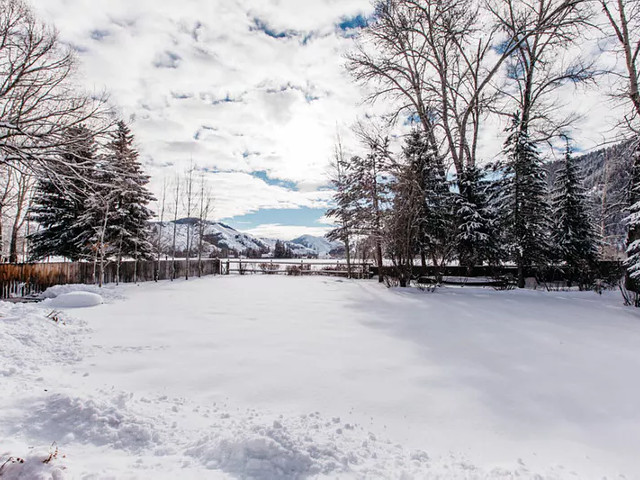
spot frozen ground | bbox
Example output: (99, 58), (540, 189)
(1, 276), (640, 479)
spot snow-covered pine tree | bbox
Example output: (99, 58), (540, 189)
(73, 149), (122, 285)
(29, 126), (97, 261)
(624, 139), (640, 291)
(454, 165), (500, 270)
(348, 138), (391, 282)
(494, 113), (551, 288)
(551, 143), (599, 286)
(383, 129), (456, 282)
(412, 133), (456, 276)
(105, 121), (155, 280)
(326, 140), (356, 278)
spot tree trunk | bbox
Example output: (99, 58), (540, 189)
(9, 223), (19, 263)
(517, 254), (526, 289)
(376, 239), (383, 283)
(344, 235), (352, 279)
(185, 222), (190, 280)
(0, 205), (4, 263)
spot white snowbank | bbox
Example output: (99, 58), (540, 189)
(40, 283), (123, 302)
(44, 291), (103, 309)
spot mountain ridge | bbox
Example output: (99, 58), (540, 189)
(153, 219), (342, 258)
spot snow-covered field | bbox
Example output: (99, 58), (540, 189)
(1, 276), (640, 479)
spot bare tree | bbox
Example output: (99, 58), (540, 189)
(0, 165), (14, 261)
(352, 127), (392, 282)
(0, 0), (111, 182)
(170, 174), (180, 281)
(196, 174), (213, 277)
(326, 136), (354, 279)
(600, 0), (640, 130)
(183, 161), (196, 280)
(8, 169), (33, 262)
(155, 178), (167, 281)
(347, 0), (587, 175)
(491, 0), (594, 143)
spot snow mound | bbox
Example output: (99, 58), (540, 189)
(183, 410), (562, 480)
(45, 292), (103, 309)
(40, 284), (123, 302)
(0, 303), (86, 377)
(20, 394), (160, 452)
(184, 410), (422, 479)
(185, 428), (320, 479)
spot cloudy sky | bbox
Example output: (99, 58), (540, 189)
(30, 0), (620, 240)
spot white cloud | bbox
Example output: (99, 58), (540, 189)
(29, 0), (378, 220)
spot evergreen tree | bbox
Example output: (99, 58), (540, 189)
(454, 165), (500, 269)
(348, 138), (391, 282)
(29, 126), (97, 261)
(413, 133), (455, 274)
(384, 129), (455, 284)
(551, 143), (599, 285)
(273, 240), (287, 258)
(326, 141), (356, 278)
(73, 150), (123, 284)
(106, 121), (155, 264)
(625, 139), (640, 290)
(494, 113), (551, 288)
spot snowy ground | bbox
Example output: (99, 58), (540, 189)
(1, 276), (640, 479)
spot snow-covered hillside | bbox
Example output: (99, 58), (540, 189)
(2, 277), (640, 479)
(154, 219), (342, 258)
(290, 234), (344, 257)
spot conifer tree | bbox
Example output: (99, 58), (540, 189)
(454, 165), (499, 269)
(551, 143), (599, 285)
(349, 138), (391, 282)
(327, 140), (355, 278)
(625, 140), (640, 291)
(414, 134), (455, 274)
(494, 113), (551, 288)
(73, 149), (122, 285)
(273, 240), (287, 258)
(106, 121), (155, 268)
(29, 126), (97, 261)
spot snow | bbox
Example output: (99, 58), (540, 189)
(39, 283), (123, 302)
(289, 235), (342, 257)
(1, 276), (640, 479)
(43, 292), (104, 309)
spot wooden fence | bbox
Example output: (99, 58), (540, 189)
(221, 259), (372, 279)
(371, 261), (625, 286)
(0, 258), (221, 299)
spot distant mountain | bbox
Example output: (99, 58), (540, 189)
(153, 220), (342, 258)
(290, 235), (344, 257)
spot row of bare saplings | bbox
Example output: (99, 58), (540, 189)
(0, 259), (221, 299)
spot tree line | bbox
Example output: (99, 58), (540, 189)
(0, 0), (161, 285)
(328, 0), (640, 292)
